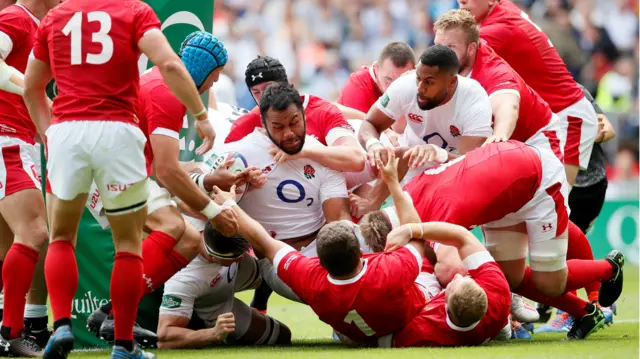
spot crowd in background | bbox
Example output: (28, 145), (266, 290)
(211, 0), (639, 198)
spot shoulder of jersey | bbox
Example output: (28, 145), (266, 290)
(458, 75), (488, 96)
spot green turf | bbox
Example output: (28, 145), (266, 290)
(71, 266), (639, 358)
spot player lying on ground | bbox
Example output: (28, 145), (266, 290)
(85, 32), (264, 348)
(360, 142), (625, 339)
(209, 185), (427, 346)
(191, 83), (355, 307)
(157, 222), (291, 349)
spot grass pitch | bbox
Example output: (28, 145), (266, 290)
(72, 266), (639, 359)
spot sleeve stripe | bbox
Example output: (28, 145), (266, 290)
(462, 251), (494, 270)
(488, 89), (521, 99)
(151, 127), (179, 139)
(325, 127), (357, 147)
(273, 246), (296, 276)
(404, 244), (423, 271)
(0, 30), (13, 59)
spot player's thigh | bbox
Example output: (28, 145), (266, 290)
(482, 224), (528, 288)
(0, 189), (48, 249)
(232, 298), (291, 345)
(528, 229), (569, 296)
(568, 178), (608, 233)
(46, 122), (94, 201)
(559, 97), (598, 171)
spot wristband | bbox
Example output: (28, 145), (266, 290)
(200, 201), (222, 219)
(193, 108), (207, 120)
(222, 199), (237, 208)
(366, 138), (383, 151)
(433, 146), (448, 163)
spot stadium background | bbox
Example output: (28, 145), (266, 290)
(32, 0), (639, 350)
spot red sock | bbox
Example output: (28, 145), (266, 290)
(45, 241), (78, 323)
(514, 267), (592, 318)
(141, 231), (187, 296)
(565, 259), (614, 292)
(111, 252), (143, 342)
(567, 220), (600, 296)
(2, 244), (38, 338)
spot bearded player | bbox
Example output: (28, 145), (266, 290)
(361, 142), (625, 340)
(24, 0), (211, 358)
(459, 0), (598, 188)
(157, 223), (291, 349)
(0, 0), (60, 356)
(86, 32), (248, 347)
(194, 82), (354, 305)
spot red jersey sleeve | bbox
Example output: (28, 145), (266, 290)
(337, 76), (373, 113)
(224, 110), (261, 143)
(462, 251), (510, 294)
(318, 102), (355, 146)
(0, 10), (25, 58)
(146, 86), (186, 139)
(131, 1), (161, 43)
(32, 15), (51, 64)
(273, 247), (326, 303)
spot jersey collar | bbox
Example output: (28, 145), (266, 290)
(300, 93), (310, 109)
(445, 306), (481, 332)
(15, 4), (40, 25)
(327, 258), (368, 285)
(368, 63), (383, 93)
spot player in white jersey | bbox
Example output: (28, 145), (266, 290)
(194, 83), (352, 302)
(157, 223), (291, 349)
(351, 45), (492, 218)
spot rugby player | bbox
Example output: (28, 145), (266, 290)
(24, 1), (209, 357)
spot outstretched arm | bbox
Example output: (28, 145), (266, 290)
(230, 203), (288, 263)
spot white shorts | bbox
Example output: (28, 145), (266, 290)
(86, 179), (176, 230)
(555, 96), (598, 170)
(483, 146), (570, 271)
(526, 113), (568, 164)
(415, 272), (442, 301)
(0, 137), (41, 200)
(47, 121), (149, 214)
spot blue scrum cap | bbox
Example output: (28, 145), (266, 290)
(179, 31), (228, 88)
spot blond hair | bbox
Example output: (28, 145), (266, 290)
(434, 9), (480, 45)
(359, 210), (392, 253)
(447, 278), (488, 327)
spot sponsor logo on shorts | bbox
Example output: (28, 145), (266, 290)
(71, 290), (109, 319)
(210, 274), (222, 288)
(380, 94), (390, 108)
(284, 254), (298, 270)
(450, 125), (461, 137)
(304, 165), (316, 180)
(89, 189), (101, 209)
(161, 295), (183, 309)
(542, 223), (554, 232)
(106, 183), (136, 192)
(407, 113), (423, 123)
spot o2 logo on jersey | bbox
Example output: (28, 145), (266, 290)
(423, 132), (448, 149)
(407, 113), (423, 123)
(277, 180), (314, 206)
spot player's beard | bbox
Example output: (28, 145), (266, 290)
(417, 88), (449, 111)
(266, 124), (306, 155)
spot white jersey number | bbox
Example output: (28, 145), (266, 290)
(62, 11), (114, 65)
(344, 310), (375, 336)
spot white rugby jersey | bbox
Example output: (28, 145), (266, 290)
(376, 74), (493, 154)
(201, 128), (348, 240)
(160, 255), (260, 327)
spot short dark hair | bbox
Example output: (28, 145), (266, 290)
(245, 55), (288, 88)
(419, 45), (460, 75)
(316, 222), (362, 277)
(379, 42), (416, 68)
(203, 222), (249, 259)
(259, 82), (304, 124)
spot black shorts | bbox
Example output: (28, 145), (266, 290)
(568, 178), (608, 234)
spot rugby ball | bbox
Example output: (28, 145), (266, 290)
(208, 151), (249, 203)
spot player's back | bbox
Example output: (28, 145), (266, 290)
(479, 0), (583, 112)
(39, 0), (160, 124)
(403, 141), (542, 228)
(337, 66), (382, 113)
(472, 43), (552, 142)
(280, 246), (426, 344)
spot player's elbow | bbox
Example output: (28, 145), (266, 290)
(156, 327), (171, 349)
(345, 148), (366, 172)
(158, 58), (186, 78)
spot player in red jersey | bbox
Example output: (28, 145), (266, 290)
(85, 32), (256, 347)
(225, 56), (364, 174)
(23, 1), (219, 358)
(458, 0), (598, 188)
(362, 143), (625, 340)
(0, 0), (63, 356)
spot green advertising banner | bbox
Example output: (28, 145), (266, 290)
(49, 1), (214, 349)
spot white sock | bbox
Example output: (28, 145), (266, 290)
(24, 304), (48, 319)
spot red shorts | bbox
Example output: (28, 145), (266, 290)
(0, 137), (42, 200)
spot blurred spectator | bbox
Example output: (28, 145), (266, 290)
(606, 143), (640, 199)
(596, 56), (636, 113)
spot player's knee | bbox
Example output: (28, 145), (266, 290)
(532, 273), (566, 296)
